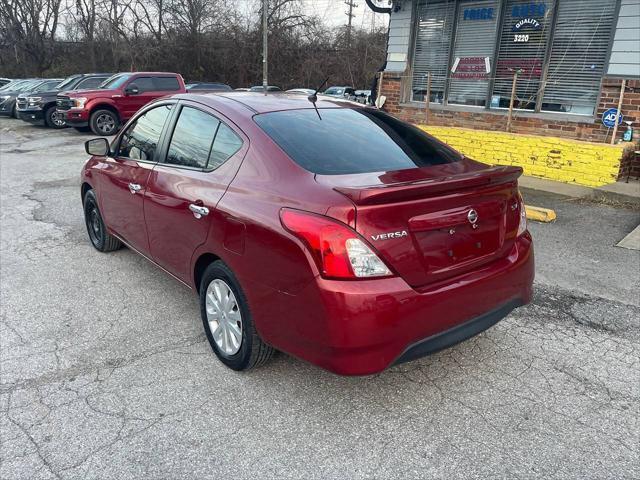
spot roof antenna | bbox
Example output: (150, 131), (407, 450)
(308, 76), (329, 120)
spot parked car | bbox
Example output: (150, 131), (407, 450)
(249, 85), (281, 92)
(0, 78), (11, 88)
(186, 82), (232, 92)
(353, 89), (372, 104)
(0, 79), (59, 118)
(56, 72), (186, 135)
(80, 92), (534, 375)
(323, 86), (355, 98)
(0, 79), (27, 92)
(17, 73), (111, 128)
(286, 88), (315, 95)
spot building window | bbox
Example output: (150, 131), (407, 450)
(409, 0), (617, 116)
(491, 0), (555, 110)
(411, 0), (456, 103)
(540, 0), (617, 115)
(448, 0), (500, 107)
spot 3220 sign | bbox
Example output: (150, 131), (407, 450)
(514, 34), (529, 42)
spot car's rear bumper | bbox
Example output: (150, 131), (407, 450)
(60, 110), (89, 127)
(253, 232), (534, 376)
(17, 109), (44, 124)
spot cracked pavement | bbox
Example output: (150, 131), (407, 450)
(1, 117), (639, 479)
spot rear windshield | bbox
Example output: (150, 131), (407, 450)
(254, 108), (461, 175)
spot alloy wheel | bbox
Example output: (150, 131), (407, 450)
(205, 279), (243, 356)
(96, 113), (115, 134)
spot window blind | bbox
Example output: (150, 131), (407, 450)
(491, 0), (556, 110)
(411, 0), (456, 102)
(541, 0), (617, 115)
(448, 0), (499, 106)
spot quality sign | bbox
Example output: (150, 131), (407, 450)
(602, 108), (623, 128)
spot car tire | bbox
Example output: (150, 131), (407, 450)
(10, 104), (17, 118)
(90, 109), (119, 136)
(45, 106), (66, 129)
(83, 189), (122, 252)
(200, 260), (276, 371)
(74, 126), (92, 133)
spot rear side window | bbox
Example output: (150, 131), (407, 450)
(133, 77), (155, 93)
(118, 104), (173, 160)
(164, 106), (243, 170)
(154, 77), (180, 91)
(165, 107), (220, 169)
(209, 123), (243, 169)
(76, 77), (106, 89)
(254, 108), (461, 175)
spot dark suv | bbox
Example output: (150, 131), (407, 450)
(0, 79), (59, 118)
(57, 72), (186, 135)
(17, 73), (111, 128)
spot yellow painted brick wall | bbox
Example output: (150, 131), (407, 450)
(418, 125), (627, 187)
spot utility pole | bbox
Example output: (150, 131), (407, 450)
(345, 0), (357, 47)
(262, 0), (268, 95)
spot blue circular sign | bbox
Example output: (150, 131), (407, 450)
(602, 108), (623, 128)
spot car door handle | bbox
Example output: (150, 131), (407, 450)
(189, 204), (209, 219)
(128, 183), (142, 194)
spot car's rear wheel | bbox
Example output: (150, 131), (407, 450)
(83, 189), (122, 252)
(45, 106), (66, 129)
(200, 260), (275, 371)
(90, 109), (119, 136)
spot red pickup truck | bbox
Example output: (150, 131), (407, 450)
(56, 72), (186, 135)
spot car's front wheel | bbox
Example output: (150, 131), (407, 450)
(83, 189), (122, 252)
(90, 109), (119, 136)
(45, 106), (66, 129)
(200, 261), (275, 371)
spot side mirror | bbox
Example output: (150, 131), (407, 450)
(125, 83), (139, 95)
(85, 138), (110, 156)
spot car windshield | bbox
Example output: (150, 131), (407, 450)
(16, 80), (41, 92)
(99, 73), (132, 89)
(255, 108), (461, 175)
(325, 88), (344, 95)
(32, 80), (63, 93)
(56, 75), (81, 91)
(0, 80), (22, 90)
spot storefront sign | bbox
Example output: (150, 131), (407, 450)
(602, 108), (623, 128)
(463, 7), (495, 20)
(451, 57), (491, 79)
(512, 18), (542, 31)
(512, 3), (546, 18)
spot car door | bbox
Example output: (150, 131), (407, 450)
(120, 76), (156, 120)
(144, 101), (247, 282)
(97, 102), (174, 254)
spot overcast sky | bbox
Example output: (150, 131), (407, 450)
(237, 0), (389, 30)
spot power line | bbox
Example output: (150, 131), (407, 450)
(344, 0), (357, 47)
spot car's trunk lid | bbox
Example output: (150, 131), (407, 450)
(317, 160), (523, 288)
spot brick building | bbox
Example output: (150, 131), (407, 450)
(366, 0), (640, 185)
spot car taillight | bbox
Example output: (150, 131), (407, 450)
(517, 191), (527, 236)
(280, 209), (393, 279)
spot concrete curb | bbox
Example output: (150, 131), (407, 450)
(519, 176), (640, 207)
(525, 205), (557, 223)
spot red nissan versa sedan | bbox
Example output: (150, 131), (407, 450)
(81, 92), (534, 375)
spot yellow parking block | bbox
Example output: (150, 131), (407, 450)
(525, 205), (557, 223)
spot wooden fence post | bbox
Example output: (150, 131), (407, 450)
(506, 71), (518, 132)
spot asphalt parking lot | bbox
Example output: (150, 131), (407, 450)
(1, 117), (639, 479)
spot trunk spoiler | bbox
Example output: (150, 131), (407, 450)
(334, 166), (523, 205)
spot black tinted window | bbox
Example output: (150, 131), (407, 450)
(118, 105), (172, 160)
(209, 123), (243, 168)
(76, 77), (106, 89)
(154, 77), (180, 91)
(254, 109), (460, 175)
(165, 107), (219, 169)
(133, 77), (155, 92)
